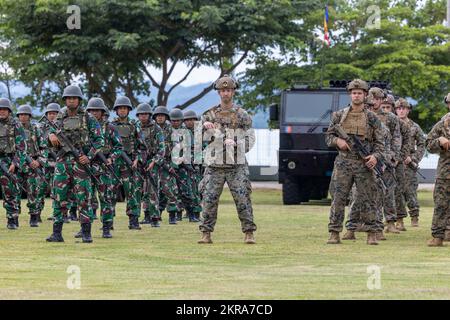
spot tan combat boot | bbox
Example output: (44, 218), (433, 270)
(244, 231), (256, 244)
(342, 230), (356, 240)
(327, 231), (341, 244)
(198, 231), (212, 244)
(396, 218), (407, 231)
(444, 230), (450, 242)
(427, 237), (444, 247)
(376, 231), (386, 241)
(385, 221), (400, 234)
(367, 232), (379, 245)
(411, 217), (419, 227)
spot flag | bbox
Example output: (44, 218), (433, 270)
(324, 5), (331, 47)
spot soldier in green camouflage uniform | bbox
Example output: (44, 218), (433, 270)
(111, 96), (144, 230)
(395, 98), (426, 227)
(46, 85), (104, 243)
(0, 98), (27, 229)
(16, 105), (48, 227)
(198, 75), (257, 244)
(153, 106), (183, 225)
(37, 103), (61, 223)
(136, 103), (165, 228)
(425, 113), (450, 247)
(183, 109), (202, 221)
(326, 79), (385, 245)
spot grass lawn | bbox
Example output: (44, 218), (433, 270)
(0, 188), (448, 300)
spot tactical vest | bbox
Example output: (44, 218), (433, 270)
(101, 121), (112, 155)
(23, 124), (39, 157)
(340, 110), (368, 139)
(141, 123), (157, 157)
(61, 114), (89, 150)
(115, 121), (135, 154)
(0, 117), (16, 154)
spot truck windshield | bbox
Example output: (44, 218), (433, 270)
(284, 92), (333, 124)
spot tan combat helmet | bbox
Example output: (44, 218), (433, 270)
(368, 87), (385, 99)
(444, 93), (450, 104)
(395, 98), (410, 109)
(382, 94), (395, 106)
(347, 79), (369, 92)
(213, 74), (239, 90)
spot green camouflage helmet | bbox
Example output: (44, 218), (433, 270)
(368, 87), (385, 99)
(382, 94), (395, 106)
(136, 103), (152, 115)
(152, 106), (170, 119)
(0, 98), (13, 112)
(183, 110), (198, 120)
(45, 103), (61, 114)
(444, 93), (450, 103)
(16, 104), (33, 116)
(395, 98), (411, 109)
(86, 97), (107, 112)
(347, 79), (369, 92)
(113, 96), (133, 110)
(62, 85), (83, 100)
(169, 108), (184, 121)
(214, 74), (239, 90)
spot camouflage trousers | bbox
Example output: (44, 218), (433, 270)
(52, 156), (95, 224)
(90, 163), (115, 223)
(114, 157), (141, 217)
(403, 166), (420, 217)
(37, 166), (54, 213)
(142, 166), (160, 219)
(158, 165), (182, 214)
(176, 165), (202, 214)
(0, 156), (20, 218)
(190, 167), (203, 213)
(329, 157), (377, 233)
(17, 169), (41, 216)
(430, 178), (450, 238)
(199, 165), (256, 233)
(394, 163), (408, 219)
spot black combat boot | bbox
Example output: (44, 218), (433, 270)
(168, 212), (177, 225)
(176, 211), (183, 221)
(158, 210), (163, 221)
(102, 221), (113, 238)
(30, 214), (39, 227)
(128, 216), (141, 230)
(63, 212), (70, 224)
(46, 222), (64, 242)
(37, 213), (42, 223)
(69, 206), (78, 221)
(188, 209), (200, 223)
(140, 211), (151, 224)
(14, 216), (19, 228)
(92, 209), (98, 220)
(81, 223), (93, 243)
(74, 228), (83, 238)
(150, 217), (160, 228)
(7, 217), (17, 230)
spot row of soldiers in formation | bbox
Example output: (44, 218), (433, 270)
(0, 74), (257, 244)
(326, 78), (450, 246)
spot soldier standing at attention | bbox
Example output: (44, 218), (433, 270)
(325, 79), (385, 245)
(46, 85), (104, 243)
(198, 74), (257, 244)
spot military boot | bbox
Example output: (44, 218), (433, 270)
(176, 211), (183, 221)
(74, 228), (83, 238)
(367, 232), (379, 245)
(327, 231), (341, 244)
(244, 231), (256, 244)
(69, 207), (78, 221)
(140, 212), (151, 224)
(385, 221), (400, 234)
(150, 217), (160, 228)
(427, 237), (444, 247)
(376, 231), (386, 241)
(81, 223), (93, 243)
(444, 230), (450, 241)
(92, 210), (98, 220)
(29, 214), (39, 227)
(63, 213), (70, 224)
(188, 209), (200, 222)
(46, 223), (64, 242)
(7, 217), (17, 230)
(342, 230), (356, 240)
(102, 221), (112, 239)
(128, 216), (141, 230)
(411, 217), (419, 227)
(198, 231), (212, 244)
(158, 210), (163, 221)
(194, 212), (201, 221)
(168, 212), (177, 225)
(396, 218), (407, 231)
(37, 213), (42, 223)
(14, 216), (19, 228)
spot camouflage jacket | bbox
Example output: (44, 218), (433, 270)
(373, 108), (401, 164)
(0, 115), (27, 167)
(20, 121), (49, 173)
(403, 118), (426, 164)
(326, 106), (385, 162)
(137, 120), (165, 167)
(98, 119), (123, 162)
(398, 118), (412, 162)
(201, 104), (255, 168)
(157, 121), (178, 169)
(426, 117), (450, 179)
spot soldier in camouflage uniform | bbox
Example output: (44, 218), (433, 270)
(111, 96), (144, 230)
(153, 106), (183, 225)
(425, 113), (450, 247)
(395, 98), (426, 227)
(0, 98), (27, 229)
(326, 79), (385, 245)
(183, 109), (202, 221)
(16, 105), (48, 228)
(136, 103), (165, 228)
(37, 103), (61, 223)
(46, 85), (104, 243)
(198, 75), (257, 244)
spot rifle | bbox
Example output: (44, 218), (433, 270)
(24, 154), (47, 183)
(334, 124), (391, 192)
(94, 150), (123, 185)
(407, 161), (426, 180)
(0, 160), (27, 193)
(45, 115), (101, 185)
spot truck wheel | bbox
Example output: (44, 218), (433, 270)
(282, 178), (301, 205)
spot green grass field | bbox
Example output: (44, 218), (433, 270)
(0, 188), (448, 300)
